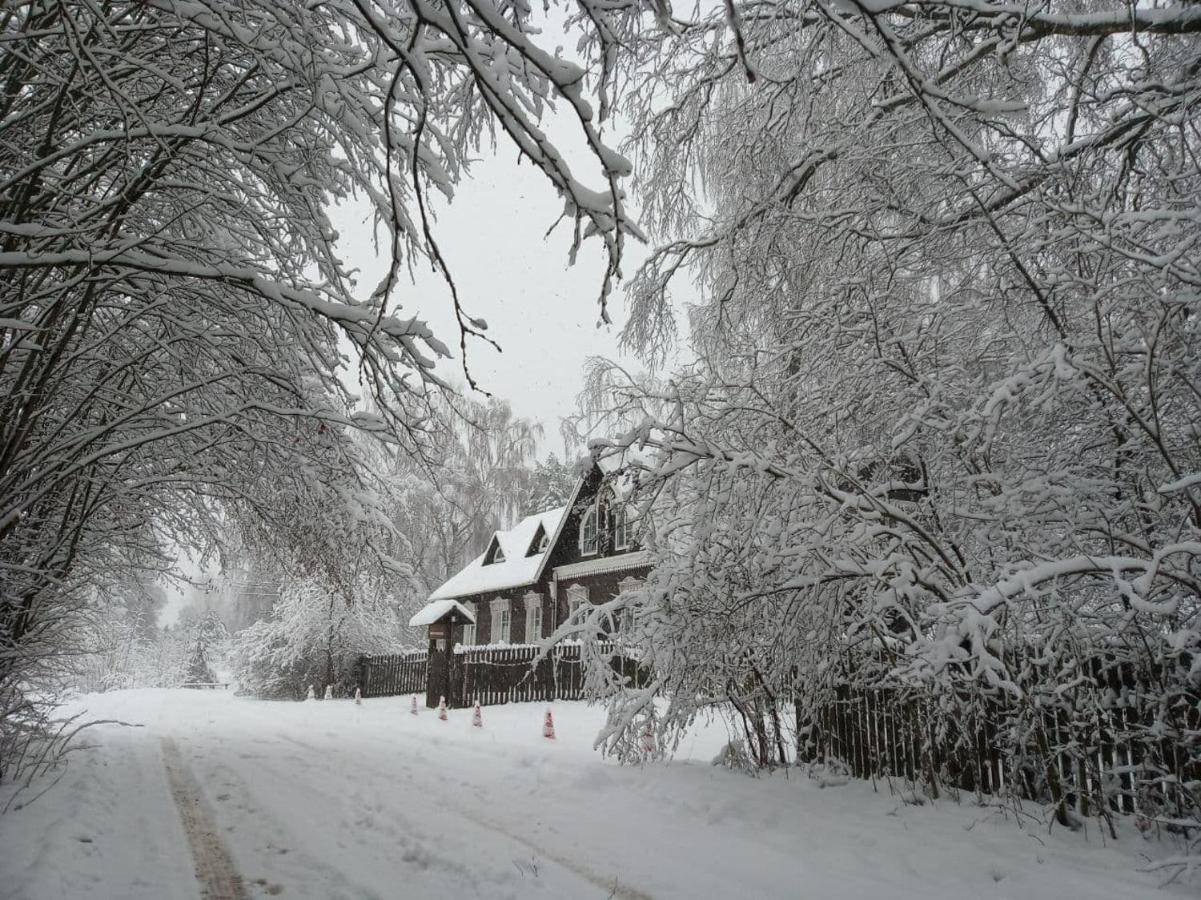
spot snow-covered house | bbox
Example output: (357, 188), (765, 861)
(416, 458), (649, 647)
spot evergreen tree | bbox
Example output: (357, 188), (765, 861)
(182, 612), (229, 685)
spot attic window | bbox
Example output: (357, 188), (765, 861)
(526, 524), (549, 557)
(579, 502), (599, 556)
(483, 536), (506, 566)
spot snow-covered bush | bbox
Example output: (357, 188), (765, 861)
(232, 582), (406, 700)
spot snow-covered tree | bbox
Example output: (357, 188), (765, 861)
(231, 580), (405, 700)
(0, 0), (638, 781)
(375, 396), (542, 602)
(181, 611), (229, 686)
(522, 454), (578, 515)
(555, 0), (1201, 836)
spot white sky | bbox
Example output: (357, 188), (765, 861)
(165, 27), (696, 624)
(329, 114), (654, 456)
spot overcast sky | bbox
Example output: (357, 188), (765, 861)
(162, 93), (676, 624)
(329, 107), (656, 459)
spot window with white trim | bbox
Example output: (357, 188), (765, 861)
(618, 577), (640, 632)
(490, 597), (510, 643)
(524, 591), (543, 642)
(578, 502), (599, 555)
(613, 506), (629, 551)
(461, 622), (476, 647)
(566, 583), (589, 620)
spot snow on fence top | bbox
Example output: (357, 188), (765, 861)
(409, 599), (476, 627)
(427, 506), (565, 601)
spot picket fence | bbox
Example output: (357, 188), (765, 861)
(357, 643), (644, 708)
(799, 680), (1200, 819)
(458, 642), (647, 706)
(358, 650), (428, 698)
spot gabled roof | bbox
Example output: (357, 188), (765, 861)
(409, 598), (476, 627)
(427, 507), (566, 601)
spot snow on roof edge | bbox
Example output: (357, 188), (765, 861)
(427, 506), (566, 602)
(409, 598), (476, 627)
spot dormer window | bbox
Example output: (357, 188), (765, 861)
(526, 523), (549, 557)
(578, 502), (599, 556)
(483, 536), (506, 566)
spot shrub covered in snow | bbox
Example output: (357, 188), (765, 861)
(231, 582), (406, 700)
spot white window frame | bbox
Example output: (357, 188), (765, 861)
(461, 621), (476, 647)
(566, 583), (589, 620)
(618, 577), (640, 632)
(523, 591), (543, 642)
(578, 502), (599, 556)
(613, 505), (629, 551)
(490, 597), (510, 644)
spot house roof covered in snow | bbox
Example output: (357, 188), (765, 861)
(427, 507), (566, 602)
(408, 598), (476, 627)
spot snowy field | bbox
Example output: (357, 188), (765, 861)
(0, 690), (1191, 900)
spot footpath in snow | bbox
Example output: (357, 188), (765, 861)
(0, 689), (1191, 899)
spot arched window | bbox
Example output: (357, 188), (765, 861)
(578, 502), (599, 555)
(483, 535), (505, 565)
(613, 505), (629, 551)
(526, 524), (549, 557)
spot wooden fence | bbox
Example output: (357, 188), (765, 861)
(357, 643), (645, 707)
(358, 650), (428, 698)
(799, 681), (1200, 819)
(458, 642), (644, 707)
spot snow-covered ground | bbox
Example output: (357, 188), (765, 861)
(0, 690), (1190, 899)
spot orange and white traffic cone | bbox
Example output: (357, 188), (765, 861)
(354, 687), (362, 705)
(438, 696), (448, 721)
(543, 707), (556, 740)
(472, 701), (483, 728)
(410, 695), (419, 716)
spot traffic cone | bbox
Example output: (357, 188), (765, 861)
(438, 696), (448, 721)
(305, 684), (315, 701)
(354, 687), (362, 705)
(472, 701), (483, 728)
(323, 685), (332, 700)
(410, 695), (419, 716)
(543, 708), (556, 740)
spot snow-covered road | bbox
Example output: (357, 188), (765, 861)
(0, 690), (1189, 899)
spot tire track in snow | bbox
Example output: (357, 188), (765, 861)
(161, 737), (248, 900)
(274, 733), (653, 900)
